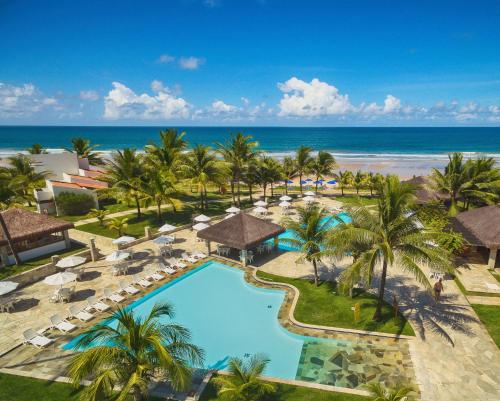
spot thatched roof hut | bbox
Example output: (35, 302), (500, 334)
(402, 176), (449, 204)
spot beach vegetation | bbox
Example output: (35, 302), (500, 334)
(106, 217), (129, 237)
(281, 156), (298, 195)
(295, 145), (314, 195)
(365, 382), (415, 401)
(336, 170), (354, 196)
(66, 137), (103, 165)
(56, 191), (95, 216)
(309, 151), (337, 194)
(353, 170), (367, 195)
(88, 208), (109, 227)
(26, 143), (48, 154)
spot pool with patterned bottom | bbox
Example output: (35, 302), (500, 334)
(64, 260), (414, 389)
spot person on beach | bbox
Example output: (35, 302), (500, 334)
(433, 278), (444, 301)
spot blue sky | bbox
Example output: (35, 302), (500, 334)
(1, 0), (500, 126)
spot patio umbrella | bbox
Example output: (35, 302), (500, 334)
(254, 200), (268, 207)
(304, 191), (315, 197)
(300, 180), (307, 185)
(306, 178), (313, 182)
(158, 223), (177, 233)
(303, 196), (316, 203)
(153, 235), (175, 245)
(254, 206), (267, 214)
(193, 222), (210, 231)
(44, 272), (77, 287)
(225, 206), (241, 213)
(112, 235), (136, 245)
(56, 255), (86, 268)
(224, 213), (236, 220)
(279, 195), (292, 201)
(194, 214), (211, 223)
(313, 180), (322, 185)
(105, 250), (130, 262)
(327, 180), (337, 184)
(284, 180), (293, 184)
(0, 281), (19, 296)
(279, 201), (291, 208)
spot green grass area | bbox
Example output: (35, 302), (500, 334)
(256, 271), (414, 336)
(0, 373), (162, 401)
(0, 242), (86, 280)
(334, 195), (378, 207)
(200, 377), (368, 401)
(489, 269), (500, 283)
(453, 274), (500, 298)
(471, 304), (500, 348)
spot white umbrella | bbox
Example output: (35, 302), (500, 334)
(226, 206), (241, 213)
(44, 272), (77, 286)
(158, 223), (177, 233)
(153, 235), (175, 245)
(194, 214), (211, 223)
(303, 196), (316, 203)
(105, 250), (130, 262)
(193, 222), (210, 231)
(304, 191), (315, 197)
(0, 281), (19, 296)
(279, 201), (291, 208)
(56, 255), (86, 268)
(112, 236), (136, 245)
(254, 206), (267, 214)
(279, 195), (292, 201)
(224, 213), (236, 220)
(254, 200), (268, 207)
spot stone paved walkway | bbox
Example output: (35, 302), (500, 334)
(455, 257), (500, 294)
(467, 295), (500, 306)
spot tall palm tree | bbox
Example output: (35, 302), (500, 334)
(295, 145), (313, 195)
(328, 176), (452, 321)
(67, 304), (204, 401)
(367, 172), (384, 196)
(353, 170), (367, 195)
(140, 168), (180, 220)
(365, 382), (415, 401)
(461, 156), (500, 209)
(6, 154), (49, 207)
(337, 170), (353, 196)
(242, 160), (259, 204)
(66, 137), (103, 165)
(254, 157), (278, 201)
(26, 143), (47, 154)
(282, 156), (298, 195)
(265, 157), (283, 198)
(281, 205), (332, 286)
(181, 144), (228, 210)
(309, 151), (336, 194)
(212, 355), (275, 401)
(144, 128), (187, 172)
(216, 133), (258, 206)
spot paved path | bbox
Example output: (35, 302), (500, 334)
(467, 295), (500, 306)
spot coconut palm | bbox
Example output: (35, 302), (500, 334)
(140, 168), (181, 220)
(295, 145), (314, 194)
(67, 303), (204, 401)
(254, 157), (278, 201)
(106, 217), (129, 237)
(242, 160), (260, 204)
(367, 172), (384, 196)
(212, 355), (275, 401)
(181, 144), (228, 210)
(282, 156), (298, 195)
(309, 151), (336, 194)
(461, 156), (500, 209)
(265, 157), (283, 198)
(365, 382), (415, 401)
(281, 205), (332, 286)
(144, 128), (187, 172)
(26, 143), (47, 154)
(66, 137), (103, 165)
(89, 208), (109, 227)
(337, 170), (353, 196)
(353, 170), (367, 195)
(328, 176), (452, 321)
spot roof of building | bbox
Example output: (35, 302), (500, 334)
(67, 175), (107, 189)
(451, 205), (500, 248)
(0, 208), (74, 246)
(197, 213), (285, 250)
(402, 176), (450, 204)
(51, 181), (82, 189)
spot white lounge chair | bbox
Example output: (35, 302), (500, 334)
(23, 329), (53, 348)
(181, 253), (197, 264)
(119, 280), (140, 295)
(50, 314), (77, 333)
(192, 251), (207, 259)
(159, 262), (177, 275)
(168, 258), (187, 269)
(103, 288), (125, 303)
(86, 296), (111, 312)
(69, 305), (94, 322)
(133, 274), (152, 288)
(145, 267), (164, 281)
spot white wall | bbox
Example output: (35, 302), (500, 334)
(7, 240), (67, 265)
(29, 152), (80, 180)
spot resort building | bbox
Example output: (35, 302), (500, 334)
(0, 208), (74, 266)
(30, 152), (107, 215)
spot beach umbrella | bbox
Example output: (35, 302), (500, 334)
(112, 235), (136, 245)
(318, 179), (325, 182)
(327, 180), (337, 185)
(193, 222), (210, 231)
(313, 180), (322, 185)
(105, 250), (130, 262)
(56, 255), (86, 268)
(300, 180), (307, 185)
(158, 223), (177, 233)
(254, 206), (267, 214)
(279, 195), (292, 201)
(44, 272), (77, 287)
(306, 178), (313, 182)
(304, 191), (315, 197)
(153, 235), (175, 245)
(224, 213), (236, 220)
(303, 196), (316, 203)
(279, 201), (291, 208)
(0, 281), (19, 296)
(226, 206), (240, 213)
(194, 214), (211, 223)
(284, 180), (293, 184)
(254, 200), (268, 207)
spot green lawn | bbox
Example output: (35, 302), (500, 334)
(0, 242), (86, 280)
(335, 195), (378, 207)
(200, 377), (368, 401)
(257, 271), (414, 336)
(472, 304), (500, 348)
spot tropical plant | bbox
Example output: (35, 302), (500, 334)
(309, 151), (336, 194)
(66, 137), (103, 164)
(55, 192), (95, 216)
(212, 355), (275, 401)
(281, 205), (332, 286)
(265, 157), (283, 198)
(337, 170), (353, 196)
(254, 157), (277, 201)
(26, 143), (47, 154)
(365, 382), (415, 401)
(367, 172), (384, 196)
(5, 154), (49, 206)
(89, 208), (109, 227)
(144, 128), (187, 172)
(242, 160), (259, 203)
(353, 170), (367, 195)
(281, 156), (298, 195)
(67, 303), (204, 401)
(328, 176), (453, 320)
(106, 217), (129, 237)
(461, 156), (500, 209)
(295, 145), (314, 194)
(140, 168), (180, 220)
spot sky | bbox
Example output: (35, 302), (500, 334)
(1, 0), (500, 126)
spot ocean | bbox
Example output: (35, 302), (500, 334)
(1, 126), (499, 177)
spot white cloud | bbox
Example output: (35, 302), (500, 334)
(0, 82), (58, 117)
(383, 94), (402, 113)
(103, 81), (190, 120)
(178, 56), (205, 70)
(241, 97), (250, 106)
(79, 90), (99, 101)
(277, 77), (352, 117)
(157, 54), (175, 64)
(210, 100), (238, 114)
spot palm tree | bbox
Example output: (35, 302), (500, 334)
(353, 170), (367, 195)
(265, 157), (283, 198)
(337, 170), (353, 196)
(254, 157), (277, 201)
(216, 133), (258, 206)
(281, 205), (332, 286)
(67, 304), (204, 401)
(295, 145), (313, 195)
(213, 355), (275, 401)
(309, 151), (336, 194)
(365, 382), (415, 401)
(461, 156), (500, 209)
(281, 156), (298, 195)
(6, 154), (49, 207)
(181, 144), (228, 210)
(89, 208), (109, 227)
(242, 161), (259, 204)
(328, 176), (452, 321)
(26, 143), (47, 154)
(367, 172), (384, 196)
(106, 217), (129, 237)
(66, 137), (103, 165)
(140, 169), (180, 220)
(144, 128), (187, 172)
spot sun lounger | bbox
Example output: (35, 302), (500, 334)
(69, 305), (94, 322)
(23, 329), (53, 348)
(168, 258), (187, 269)
(86, 296), (111, 312)
(159, 262), (177, 275)
(103, 288), (125, 303)
(133, 274), (152, 288)
(145, 267), (164, 281)
(181, 253), (197, 264)
(50, 314), (77, 333)
(192, 251), (207, 259)
(119, 280), (140, 295)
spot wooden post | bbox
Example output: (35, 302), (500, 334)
(206, 240), (211, 255)
(488, 248), (498, 269)
(145, 226), (152, 239)
(89, 238), (98, 262)
(241, 249), (247, 266)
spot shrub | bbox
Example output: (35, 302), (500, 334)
(56, 191), (95, 216)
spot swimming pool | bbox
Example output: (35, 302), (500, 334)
(64, 260), (414, 389)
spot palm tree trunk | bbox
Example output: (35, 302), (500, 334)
(204, 188), (208, 210)
(157, 201), (162, 221)
(248, 183), (253, 203)
(230, 181), (235, 204)
(263, 184), (267, 201)
(341, 186), (344, 196)
(373, 259), (388, 321)
(200, 189), (204, 210)
(299, 172), (303, 194)
(132, 386), (143, 401)
(370, 187), (373, 196)
(315, 175), (319, 194)
(0, 213), (21, 265)
(134, 195), (141, 217)
(237, 179), (241, 207)
(312, 259), (319, 286)
(285, 181), (288, 195)
(271, 183), (274, 198)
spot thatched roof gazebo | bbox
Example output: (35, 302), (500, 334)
(452, 205), (500, 268)
(196, 213), (285, 265)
